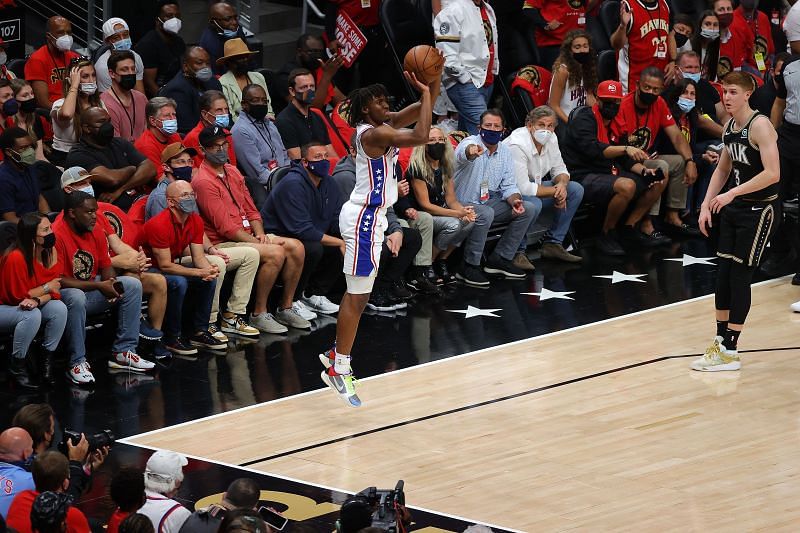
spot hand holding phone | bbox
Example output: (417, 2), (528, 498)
(258, 507), (288, 531)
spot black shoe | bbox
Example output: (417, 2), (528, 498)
(406, 268), (442, 295)
(9, 357), (38, 390)
(390, 280), (413, 301)
(618, 225), (660, 248)
(793, 273), (800, 286)
(595, 231), (625, 256)
(165, 338), (199, 355)
(434, 260), (456, 284)
(367, 289), (397, 312)
(483, 254), (527, 279)
(663, 222), (702, 238)
(456, 263), (490, 287)
(645, 230), (672, 245)
(39, 350), (55, 387)
(190, 330), (227, 351)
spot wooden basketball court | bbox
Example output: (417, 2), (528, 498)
(124, 278), (800, 531)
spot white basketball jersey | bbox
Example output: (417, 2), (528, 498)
(350, 123), (399, 208)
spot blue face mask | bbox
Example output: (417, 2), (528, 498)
(479, 128), (503, 146)
(677, 97), (696, 113)
(78, 185), (95, 197)
(160, 118), (178, 135)
(214, 113), (230, 128)
(682, 70), (701, 83)
(172, 166), (193, 181)
(3, 97), (18, 116)
(222, 28), (238, 38)
(113, 37), (132, 51)
(306, 159), (330, 178)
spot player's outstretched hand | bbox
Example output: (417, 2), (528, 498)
(404, 71), (429, 94)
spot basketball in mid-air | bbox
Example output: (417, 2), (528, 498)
(403, 45), (444, 84)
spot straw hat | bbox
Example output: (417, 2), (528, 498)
(217, 38), (257, 65)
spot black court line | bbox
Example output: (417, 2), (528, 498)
(239, 346), (800, 466)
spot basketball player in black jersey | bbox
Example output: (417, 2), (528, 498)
(694, 72), (780, 371)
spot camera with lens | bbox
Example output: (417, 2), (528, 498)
(338, 480), (406, 533)
(57, 429), (115, 455)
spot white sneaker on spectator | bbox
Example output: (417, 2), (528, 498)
(250, 312), (288, 334)
(301, 294), (339, 314)
(207, 323), (229, 342)
(790, 300), (800, 312)
(67, 361), (95, 385)
(108, 351), (155, 372)
(292, 300), (317, 321)
(275, 307), (312, 329)
(220, 314), (260, 337)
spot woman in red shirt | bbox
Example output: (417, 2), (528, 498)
(0, 212), (67, 388)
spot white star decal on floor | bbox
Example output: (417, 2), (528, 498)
(593, 271), (647, 284)
(521, 288), (575, 301)
(664, 254), (717, 266)
(446, 305), (502, 318)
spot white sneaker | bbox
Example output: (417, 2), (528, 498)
(301, 294), (339, 314)
(292, 300), (317, 321)
(274, 307), (312, 329)
(791, 300), (800, 312)
(250, 312), (288, 334)
(220, 314), (260, 337)
(690, 336), (741, 372)
(67, 361), (95, 385)
(108, 351), (155, 373)
(208, 323), (229, 342)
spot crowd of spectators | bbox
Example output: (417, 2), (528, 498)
(1, 0), (799, 387)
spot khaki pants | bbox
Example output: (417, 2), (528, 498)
(646, 154), (687, 215)
(179, 244), (260, 322)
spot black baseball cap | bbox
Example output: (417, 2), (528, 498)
(198, 125), (230, 148)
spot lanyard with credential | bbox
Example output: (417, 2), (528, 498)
(249, 116), (277, 158)
(219, 168), (243, 214)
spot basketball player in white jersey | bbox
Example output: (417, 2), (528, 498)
(693, 71), (780, 371)
(319, 67), (441, 406)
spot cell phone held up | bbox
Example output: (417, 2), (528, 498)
(258, 507), (288, 531)
(643, 166), (665, 185)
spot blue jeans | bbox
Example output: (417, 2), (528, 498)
(61, 276), (142, 365)
(0, 300), (67, 359)
(461, 195), (537, 265)
(446, 82), (493, 135)
(163, 274), (217, 339)
(519, 180), (585, 251)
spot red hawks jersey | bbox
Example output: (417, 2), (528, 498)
(617, 0), (670, 94)
(718, 25), (754, 80)
(610, 92), (675, 152)
(524, 0), (587, 49)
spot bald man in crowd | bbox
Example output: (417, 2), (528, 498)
(25, 16), (80, 108)
(0, 427), (35, 518)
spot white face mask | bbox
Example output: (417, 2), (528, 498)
(54, 34), (74, 52)
(78, 185), (95, 197)
(533, 129), (553, 145)
(80, 82), (97, 95)
(161, 17), (182, 35)
(0, 52), (7, 66)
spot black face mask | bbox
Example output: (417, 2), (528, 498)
(638, 91), (658, 107)
(41, 233), (56, 249)
(426, 142), (446, 161)
(572, 51), (591, 64)
(599, 101), (620, 120)
(247, 103), (269, 121)
(674, 33), (689, 48)
(19, 99), (36, 113)
(300, 51), (324, 70)
(118, 73), (136, 91)
(93, 121), (115, 146)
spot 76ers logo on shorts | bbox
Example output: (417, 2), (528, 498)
(73, 250), (95, 281)
(628, 127), (652, 151)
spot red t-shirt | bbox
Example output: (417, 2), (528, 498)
(332, 0), (380, 27)
(6, 489), (90, 533)
(718, 25), (754, 80)
(183, 121), (237, 168)
(106, 508), (130, 533)
(53, 216), (112, 280)
(0, 249), (62, 305)
(144, 208), (204, 268)
(99, 202), (142, 250)
(480, 5), (495, 87)
(133, 128), (182, 183)
(525, 0), (586, 49)
(611, 92), (675, 152)
(732, 7), (773, 75)
(23, 46), (80, 104)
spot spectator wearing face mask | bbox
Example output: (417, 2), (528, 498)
(101, 51), (149, 143)
(25, 16), (80, 109)
(217, 38), (273, 123)
(134, 97), (182, 183)
(713, 0), (753, 80)
(95, 17), (146, 94)
(160, 46), (224, 135)
(66, 107), (156, 209)
(548, 29), (597, 124)
(275, 68), (335, 160)
(692, 10), (721, 81)
(670, 14), (695, 59)
(50, 58), (105, 167)
(146, 142), (197, 220)
(0, 428), (35, 518)
(0, 39), (16, 81)
(136, 1), (186, 98)
(183, 90), (237, 167)
(0, 128), (50, 223)
(199, 2), (247, 75)
(6, 79), (52, 162)
(275, 34), (345, 114)
(669, 50), (728, 127)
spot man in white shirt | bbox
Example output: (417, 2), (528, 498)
(504, 106), (584, 264)
(95, 17), (146, 93)
(139, 450), (191, 533)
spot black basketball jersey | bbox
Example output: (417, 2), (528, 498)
(722, 111), (778, 202)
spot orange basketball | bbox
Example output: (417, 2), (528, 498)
(403, 45), (444, 84)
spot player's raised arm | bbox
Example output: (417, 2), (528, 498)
(365, 73), (434, 150)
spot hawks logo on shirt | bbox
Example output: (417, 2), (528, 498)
(628, 127), (652, 150)
(337, 99), (352, 124)
(73, 250), (95, 281)
(104, 211), (124, 239)
(568, 0), (584, 8)
(49, 66), (67, 84)
(754, 35), (768, 57)
(718, 57), (733, 78)
(517, 65), (541, 87)
(483, 19), (494, 48)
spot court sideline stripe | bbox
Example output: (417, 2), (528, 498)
(120, 276), (788, 444)
(239, 345), (800, 466)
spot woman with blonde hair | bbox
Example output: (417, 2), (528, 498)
(406, 126), (477, 284)
(49, 57), (104, 166)
(548, 29), (597, 124)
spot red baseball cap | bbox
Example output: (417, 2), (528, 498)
(596, 80), (623, 99)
